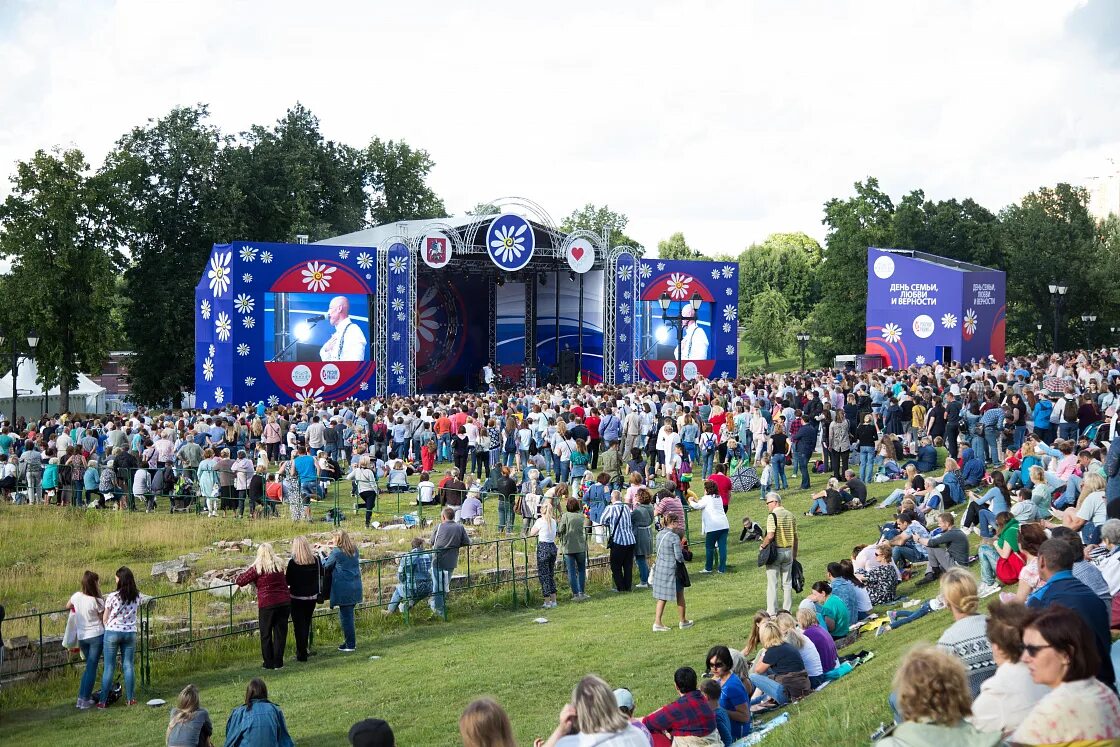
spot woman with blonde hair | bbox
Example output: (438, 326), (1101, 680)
(285, 536), (321, 662)
(537, 674), (649, 746)
(235, 542), (291, 670)
(348, 454), (379, 528)
(166, 683), (213, 747)
(877, 647), (1001, 747)
(741, 610), (771, 659)
(322, 528), (363, 652)
(459, 697), (516, 747)
(1057, 471), (1108, 544)
(747, 619), (810, 707)
(529, 499), (559, 609)
(774, 611), (824, 687)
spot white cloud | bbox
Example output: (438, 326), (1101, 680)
(1, 0), (1117, 258)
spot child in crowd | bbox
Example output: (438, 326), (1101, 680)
(133, 464), (153, 512)
(700, 678), (733, 747)
(416, 472), (436, 505)
(757, 454), (772, 500)
(740, 515), (763, 542)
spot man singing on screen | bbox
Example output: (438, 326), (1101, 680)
(674, 304), (709, 360)
(320, 296), (368, 362)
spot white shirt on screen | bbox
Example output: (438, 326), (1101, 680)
(675, 323), (709, 360)
(320, 317), (368, 362)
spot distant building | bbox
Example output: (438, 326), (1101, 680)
(91, 351), (132, 398)
(1087, 159), (1120, 222)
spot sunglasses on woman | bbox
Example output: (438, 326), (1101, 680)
(1021, 643), (1053, 658)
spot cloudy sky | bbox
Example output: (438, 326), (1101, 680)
(2, 0), (1119, 255)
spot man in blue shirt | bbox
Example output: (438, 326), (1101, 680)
(790, 415), (817, 490)
(1027, 538), (1115, 689)
(292, 446), (321, 500)
(1032, 391), (1054, 444)
(902, 437), (938, 473)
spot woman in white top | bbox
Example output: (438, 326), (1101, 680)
(98, 566), (141, 708)
(655, 421), (679, 478)
(530, 500), (559, 609)
(348, 455), (379, 528)
(774, 611), (824, 687)
(688, 479), (730, 573)
(968, 598), (1052, 737)
(69, 570), (105, 709)
(540, 674), (650, 747)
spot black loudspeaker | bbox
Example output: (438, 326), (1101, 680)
(558, 351), (578, 384)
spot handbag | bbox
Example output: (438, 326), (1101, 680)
(757, 541), (778, 567)
(996, 550), (1025, 585)
(62, 610), (78, 649)
(675, 560), (691, 588)
(791, 559), (805, 593)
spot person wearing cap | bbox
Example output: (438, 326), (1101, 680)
(612, 688), (654, 745)
(348, 718), (394, 747)
(760, 492), (797, 615)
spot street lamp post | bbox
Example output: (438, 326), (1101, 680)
(1111, 326), (1117, 345)
(1035, 324), (1043, 352)
(1082, 314), (1097, 349)
(795, 332), (810, 371)
(1048, 284), (1068, 351)
(0, 328), (40, 427)
(659, 291), (702, 383)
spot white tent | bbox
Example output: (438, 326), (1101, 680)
(0, 359), (108, 417)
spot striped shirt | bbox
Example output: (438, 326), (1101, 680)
(600, 502), (636, 546)
(766, 506), (797, 548)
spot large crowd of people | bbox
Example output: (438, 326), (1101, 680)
(43, 347), (1120, 742)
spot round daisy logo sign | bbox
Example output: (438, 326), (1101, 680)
(873, 254), (895, 279)
(486, 214), (535, 272)
(912, 314), (935, 339)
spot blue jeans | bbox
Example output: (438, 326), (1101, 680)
(100, 630), (135, 704)
(338, 604), (355, 648)
(636, 555), (649, 585)
(860, 446), (875, 483)
(78, 634), (104, 702)
(794, 452), (810, 489)
(809, 497), (830, 515)
(771, 454), (788, 490)
(702, 450), (715, 478)
(984, 430), (999, 465)
(564, 552), (587, 595)
(1013, 425), (1026, 450)
(879, 489), (906, 508)
(497, 499), (515, 534)
(438, 433), (451, 462)
(558, 461), (571, 484)
(891, 544), (925, 565)
(704, 528), (728, 572)
(431, 568), (451, 614)
(978, 544), (998, 586)
(387, 583), (429, 611)
(748, 672), (788, 705)
(889, 600), (932, 629)
(684, 442), (698, 465)
(1058, 422), (1078, 442)
(977, 508), (996, 538)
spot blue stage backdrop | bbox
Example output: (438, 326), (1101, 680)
(194, 242), (377, 408)
(865, 248), (1005, 368)
(634, 259), (740, 382)
(535, 271), (604, 383)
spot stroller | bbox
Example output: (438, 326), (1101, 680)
(170, 474), (196, 513)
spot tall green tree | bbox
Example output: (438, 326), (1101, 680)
(1000, 183), (1099, 352)
(465, 202), (500, 216)
(561, 204), (641, 249)
(743, 286), (792, 369)
(736, 232), (821, 322)
(364, 138), (445, 224)
(890, 192), (1004, 269)
(0, 148), (122, 412)
(812, 178), (896, 361)
(101, 105), (230, 407)
(657, 231), (707, 260)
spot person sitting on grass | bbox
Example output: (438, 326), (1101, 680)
(223, 678), (294, 747)
(705, 645), (751, 741)
(914, 512), (970, 586)
(806, 477), (845, 516)
(739, 515), (763, 542)
(807, 580), (850, 641)
(641, 667), (717, 745)
(347, 718), (395, 747)
(535, 675), (650, 747)
(747, 619), (811, 710)
(699, 679), (732, 746)
(874, 647), (1002, 747)
(796, 606), (839, 673)
(165, 683), (212, 747)
(857, 544), (900, 606)
(611, 688), (654, 744)
(459, 698), (517, 747)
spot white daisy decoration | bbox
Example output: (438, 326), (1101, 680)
(208, 344), (215, 358)
(395, 284), (405, 295)
(259, 251), (273, 264)
(941, 313), (958, 329)
(726, 345), (736, 356)
(207, 251), (232, 296)
(301, 261), (336, 292)
(214, 387), (225, 404)
(267, 395), (280, 406)
(294, 386), (325, 405)
(619, 302), (630, 316)
(389, 256), (406, 274)
(963, 309), (978, 336)
(881, 323), (902, 344)
(236, 343), (250, 357)
(242, 316), (255, 329)
(617, 265), (632, 281)
(721, 265), (735, 279)
(215, 312), (232, 342)
(234, 293), (254, 314)
(620, 333), (627, 343)
(415, 286), (440, 346)
(391, 331), (401, 342)
(722, 304), (737, 321)
(489, 223), (528, 265)
(396, 311), (406, 321)
(359, 382), (369, 391)
(396, 375), (406, 386)
(622, 315), (631, 324)
(391, 298), (404, 312)
(242, 273), (253, 283)
(656, 262), (665, 271)
(244, 376), (256, 386)
(239, 245), (257, 262)
(914, 355), (926, 365)
(338, 249), (350, 260)
(666, 273), (693, 300)
(722, 322), (731, 333)
(725, 288), (733, 297)
(202, 402), (208, 410)
(200, 299), (211, 320)
(391, 362), (404, 375)
(202, 358), (214, 382)
(623, 290), (631, 300)
(639, 264), (652, 279)
(619, 361), (630, 373)
(364, 273), (371, 280)
(711, 268), (721, 280)
(356, 252), (373, 269)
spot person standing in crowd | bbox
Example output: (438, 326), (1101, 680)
(651, 512), (691, 631)
(165, 684), (213, 747)
(285, 536), (321, 663)
(790, 414), (817, 490)
(557, 497), (590, 602)
(98, 566), (140, 708)
(600, 488), (636, 592)
(235, 542), (291, 670)
(760, 492), (797, 614)
(688, 479), (730, 574)
(322, 529), (363, 652)
(68, 570), (104, 709)
(431, 506), (471, 614)
(529, 500), (559, 608)
(223, 678), (294, 747)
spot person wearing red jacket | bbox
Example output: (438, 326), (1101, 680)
(236, 542), (292, 670)
(708, 463), (732, 511)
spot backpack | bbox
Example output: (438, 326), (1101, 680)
(1063, 397), (1078, 423)
(504, 431), (516, 454)
(372, 422), (388, 443)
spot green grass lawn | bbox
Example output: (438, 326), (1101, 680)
(0, 462), (974, 746)
(738, 344), (807, 374)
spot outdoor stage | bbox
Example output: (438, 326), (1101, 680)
(194, 199), (740, 405)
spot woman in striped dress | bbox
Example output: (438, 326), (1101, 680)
(651, 513), (691, 632)
(280, 459), (303, 521)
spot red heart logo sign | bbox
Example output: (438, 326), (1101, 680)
(571, 246), (585, 261)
